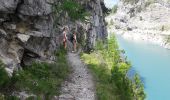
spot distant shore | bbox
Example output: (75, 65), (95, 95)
(108, 28), (170, 49)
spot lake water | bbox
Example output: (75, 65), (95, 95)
(116, 35), (170, 100)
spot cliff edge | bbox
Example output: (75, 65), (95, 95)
(0, 0), (108, 75)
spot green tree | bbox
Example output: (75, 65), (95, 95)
(53, 0), (89, 21)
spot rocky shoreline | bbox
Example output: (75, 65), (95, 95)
(108, 28), (170, 49)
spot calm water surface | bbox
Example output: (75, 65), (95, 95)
(116, 35), (170, 100)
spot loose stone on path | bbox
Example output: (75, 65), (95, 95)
(58, 53), (95, 100)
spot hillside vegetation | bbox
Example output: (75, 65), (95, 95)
(81, 35), (145, 100)
(0, 48), (69, 99)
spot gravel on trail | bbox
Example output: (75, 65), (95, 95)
(58, 52), (96, 100)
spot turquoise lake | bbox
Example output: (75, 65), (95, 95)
(116, 35), (170, 100)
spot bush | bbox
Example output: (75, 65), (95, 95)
(112, 5), (118, 14)
(81, 35), (145, 100)
(0, 61), (10, 90)
(110, 19), (114, 25)
(165, 35), (170, 44)
(145, 0), (155, 7)
(14, 48), (69, 99)
(53, 0), (89, 21)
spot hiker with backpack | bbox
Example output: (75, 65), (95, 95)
(71, 31), (77, 52)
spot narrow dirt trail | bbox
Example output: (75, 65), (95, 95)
(59, 52), (95, 100)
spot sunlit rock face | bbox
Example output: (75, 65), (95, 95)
(0, 0), (107, 75)
(107, 0), (170, 49)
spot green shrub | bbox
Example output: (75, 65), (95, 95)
(145, 0), (155, 7)
(81, 35), (145, 100)
(53, 0), (89, 21)
(110, 19), (114, 25)
(14, 48), (69, 98)
(0, 94), (5, 100)
(165, 35), (170, 44)
(112, 5), (118, 14)
(5, 96), (19, 100)
(0, 61), (10, 90)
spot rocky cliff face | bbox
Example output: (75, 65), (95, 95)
(0, 0), (107, 75)
(107, 0), (170, 49)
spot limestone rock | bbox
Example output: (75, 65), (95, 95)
(3, 22), (16, 30)
(0, 0), (20, 13)
(18, 0), (52, 16)
(0, 0), (107, 77)
(0, 38), (24, 76)
(17, 34), (30, 43)
(25, 31), (45, 37)
(0, 29), (7, 36)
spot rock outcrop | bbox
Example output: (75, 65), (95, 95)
(0, 0), (107, 75)
(106, 0), (170, 49)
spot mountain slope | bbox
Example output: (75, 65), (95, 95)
(107, 0), (170, 49)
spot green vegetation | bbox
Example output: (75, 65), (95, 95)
(161, 25), (170, 31)
(0, 48), (69, 99)
(81, 35), (145, 100)
(145, 0), (155, 7)
(53, 0), (89, 21)
(111, 5), (118, 14)
(165, 35), (170, 44)
(123, 0), (155, 7)
(0, 61), (10, 89)
(153, 25), (170, 31)
(109, 19), (114, 25)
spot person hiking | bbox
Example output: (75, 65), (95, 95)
(63, 27), (68, 49)
(71, 31), (77, 52)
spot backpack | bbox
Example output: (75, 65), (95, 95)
(70, 34), (74, 42)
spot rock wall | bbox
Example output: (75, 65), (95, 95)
(0, 0), (107, 75)
(106, 0), (170, 49)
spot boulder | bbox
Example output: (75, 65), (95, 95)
(17, 34), (30, 43)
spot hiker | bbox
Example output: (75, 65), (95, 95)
(63, 27), (68, 49)
(71, 31), (77, 52)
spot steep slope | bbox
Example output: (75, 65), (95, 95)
(107, 0), (170, 49)
(0, 0), (108, 75)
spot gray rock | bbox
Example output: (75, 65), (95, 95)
(18, 0), (52, 16)
(59, 94), (74, 100)
(33, 15), (54, 36)
(0, 13), (10, 23)
(17, 34), (30, 43)
(25, 31), (45, 37)
(0, 0), (107, 79)
(0, 38), (24, 76)
(0, 0), (20, 13)
(3, 22), (16, 30)
(0, 29), (7, 36)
